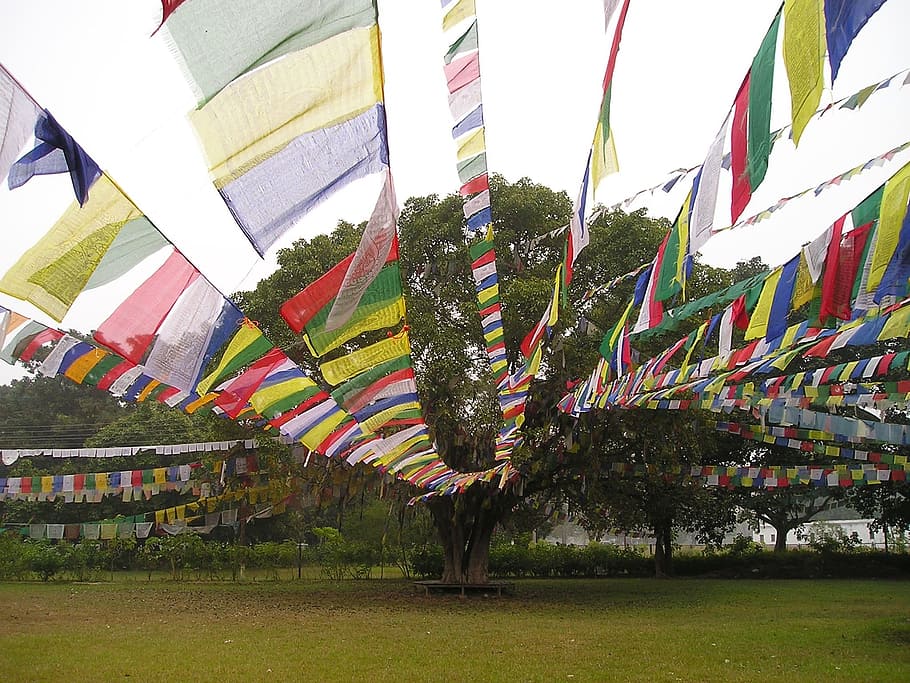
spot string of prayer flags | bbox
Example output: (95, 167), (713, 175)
(717, 139), (910, 235)
(607, 460), (907, 488)
(0, 314), (62, 365)
(0, 462), (198, 502)
(437, 0), (493, 233)
(1, 439), (256, 464)
(280, 229), (404, 357)
(714, 416), (910, 449)
(161, 2), (388, 255)
(469, 231), (508, 385)
(603, 67), (908, 226)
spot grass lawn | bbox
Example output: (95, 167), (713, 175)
(0, 578), (908, 682)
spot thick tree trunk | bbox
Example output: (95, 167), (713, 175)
(653, 522), (673, 578)
(773, 526), (789, 552)
(428, 489), (513, 584)
(464, 508), (497, 584)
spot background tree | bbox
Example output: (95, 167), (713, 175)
(237, 175), (755, 582)
(0, 374), (126, 450)
(732, 444), (845, 552)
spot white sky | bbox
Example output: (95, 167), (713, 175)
(0, 0), (909, 387)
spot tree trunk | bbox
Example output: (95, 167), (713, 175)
(653, 522), (673, 578)
(428, 489), (513, 584)
(773, 526), (789, 552)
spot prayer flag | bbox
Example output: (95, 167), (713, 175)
(868, 161), (910, 293)
(326, 171), (398, 332)
(0, 175), (142, 321)
(689, 116), (729, 253)
(280, 234), (403, 356)
(591, 0), (630, 192)
(443, 0), (476, 32)
(320, 330), (411, 385)
(825, 0), (888, 82)
(163, 0), (376, 104)
(93, 249), (199, 365)
(731, 11), (781, 222)
(143, 276), (225, 391)
(783, 0), (826, 145)
(564, 152), (592, 291)
(8, 109), (101, 206)
(0, 64), (41, 184)
(195, 320), (272, 395)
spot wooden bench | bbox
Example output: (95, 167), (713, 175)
(413, 580), (513, 597)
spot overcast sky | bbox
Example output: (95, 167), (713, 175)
(0, 0), (909, 386)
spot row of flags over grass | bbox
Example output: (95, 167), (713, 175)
(0, 0), (904, 506)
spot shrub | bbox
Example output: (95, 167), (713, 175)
(0, 533), (29, 580)
(410, 544), (444, 579)
(26, 541), (65, 581)
(799, 523), (863, 554)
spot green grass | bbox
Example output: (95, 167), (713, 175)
(0, 578), (908, 682)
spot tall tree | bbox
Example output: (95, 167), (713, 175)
(237, 175), (739, 582)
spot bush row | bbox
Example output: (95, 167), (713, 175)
(409, 541), (910, 580)
(3, 532), (908, 582)
(0, 532), (389, 582)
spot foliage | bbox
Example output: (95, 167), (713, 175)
(798, 523), (863, 554)
(0, 374), (126, 450)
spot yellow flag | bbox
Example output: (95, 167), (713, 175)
(0, 175), (141, 321)
(548, 265), (562, 327)
(299, 409), (349, 451)
(457, 128), (485, 161)
(361, 401), (422, 433)
(191, 26), (382, 186)
(249, 376), (319, 415)
(745, 267), (782, 340)
(676, 191), (692, 296)
(443, 0), (476, 31)
(783, 0), (825, 145)
(591, 123), (619, 194)
(196, 325), (267, 395)
(868, 161), (910, 292)
(320, 330), (411, 385)
(790, 253), (818, 309)
(683, 319), (709, 367)
(878, 303), (910, 340)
